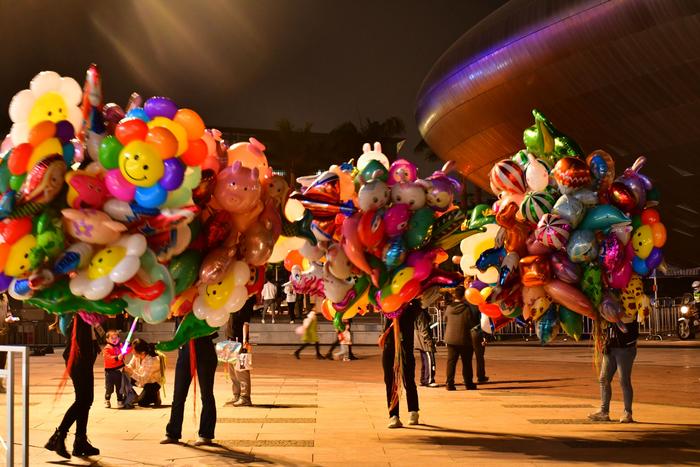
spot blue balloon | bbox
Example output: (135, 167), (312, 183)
(62, 142), (75, 165)
(476, 246), (506, 272)
(578, 205), (630, 231)
(566, 230), (598, 263)
(126, 107), (151, 122)
(645, 247), (663, 271)
(383, 238), (407, 270)
(632, 255), (650, 276)
(135, 184), (167, 208)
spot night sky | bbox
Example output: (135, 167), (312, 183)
(0, 0), (505, 173)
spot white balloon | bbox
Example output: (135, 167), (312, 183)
(284, 199), (305, 222)
(299, 240), (324, 261)
(232, 261), (250, 287)
(205, 308), (229, 328)
(525, 154), (549, 192)
(30, 71), (61, 95)
(8, 89), (34, 123)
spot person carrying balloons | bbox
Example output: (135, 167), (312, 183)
(588, 319), (639, 423)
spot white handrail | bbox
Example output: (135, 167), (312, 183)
(0, 345), (29, 467)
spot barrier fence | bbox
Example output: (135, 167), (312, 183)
(427, 296), (684, 343)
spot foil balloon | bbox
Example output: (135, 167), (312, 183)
(358, 178), (390, 212)
(214, 161), (261, 214)
(608, 181), (637, 213)
(526, 232), (551, 255)
(387, 159), (417, 185)
(122, 249), (173, 324)
(405, 206), (434, 249)
(499, 252), (520, 286)
(489, 159), (526, 194)
(341, 214), (377, 286)
(558, 305), (583, 341)
(382, 237), (407, 270)
(578, 205), (630, 231)
(536, 214), (570, 251)
(536, 306), (560, 345)
(581, 263), (603, 307)
(552, 194), (585, 228)
(322, 264), (355, 303)
(522, 285), (551, 321)
(357, 209), (386, 248)
(384, 203), (411, 237)
(551, 157), (591, 194)
(599, 233), (624, 272)
(607, 260), (633, 289)
(586, 150), (615, 198)
(240, 221), (274, 266)
(549, 251), (581, 284)
(468, 204), (495, 230)
(391, 182), (426, 210)
(519, 255), (551, 287)
(566, 229), (598, 263)
(356, 142), (390, 172)
(326, 243), (354, 280)
(543, 280), (595, 318)
(600, 292), (625, 324)
(519, 191), (555, 224)
(524, 153), (550, 192)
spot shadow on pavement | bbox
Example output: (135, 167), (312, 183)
(410, 425), (700, 465)
(185, 443), (316, 466)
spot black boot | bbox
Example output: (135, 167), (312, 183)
(72, 434), (100, 457)
(45, 428), (70, 459)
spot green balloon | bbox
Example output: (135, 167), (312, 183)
(357, 159), (388, 183)
(523, 109), (584, 162)
(99, 135), (123, 169)
(631, 214), (643, 229)
(405, 207), (434, 249)
(581, 263), (603, 308)
(468, 204), (495, 230)
(333, 312), (345, 332)
(169, 250), (202, 295)
(26, 279), (127, 315)
(31, 209), (64, 267)
(156, 313), (217, 352)
(9, 173), (25, 191)
(0, 159), (10, 192)
(558, 305), (583, 341)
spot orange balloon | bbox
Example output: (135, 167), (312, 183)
(28, 121), (56, 147)
(650, 222), (667, 248)
(465, 287), (485, 305)
(284, 250), (304, 272)
(380, 294), (403, 313)
(0, 243), (9, 272)
(146, 127), (178, 159)
(181, 138), (207, 166)
(174, 109), (205, 140)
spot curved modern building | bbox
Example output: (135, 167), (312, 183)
(416, 0), (700, 266)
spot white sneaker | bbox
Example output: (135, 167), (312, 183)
(619, 411), (634, 423)
(427, 382), (439, 388)
(408, 411), (419, 425)
(261, 319), (265, 324)
(104, 400), (111, 408)
(387, 416), (403, 429)
(588, 410), (610, 422)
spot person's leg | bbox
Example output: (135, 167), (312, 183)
(472, 332), (486, 380)
(382, 345), (398, 418)
(237, 369), (251, 402)
(599, 351), (617, 414)
(165, 346), (192, 440)
(58, 375), (82, 434)
(418, 350), (428, 385)
(288, 302), (295, 322)
(403, 343), (419, 413)
(615, 346), (637, 415)
(445, 345), (458, 387)
(105, 370), (114, 402)
(113, 370), (124, 403)
(74, 366), (94, 437)
(294, 343), (309, 358)
(196, 348), (217, 440)
(325, 339), (339, 358)
(228, 363), (241, 400)
(314, 341), (323, 357)
(462, 346), (474, 386)
(428, 351), (436, 384)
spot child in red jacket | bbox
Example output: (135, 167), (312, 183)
(103, 330), (129, 408)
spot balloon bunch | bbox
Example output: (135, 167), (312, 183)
(287, 143), (468, 329)
(461, 110), (662, 343)
(0, 66), (310, 349)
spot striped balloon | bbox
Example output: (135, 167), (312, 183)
(536, 213), (571, 250)
(519, 191), (556, 224)
(489, 160), (526, 194)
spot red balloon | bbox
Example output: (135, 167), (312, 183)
(543, 280), (595, 319)
(641, 208), (660, 225)
(358, 209), (386, 248)
(479, 302), (502, 318)
(181, 138), (207, 166)
(0, 217), (32, 245)
(115, 118), (148, 145)
(609, 181), (636, 213)
(8, 143), (32, 175)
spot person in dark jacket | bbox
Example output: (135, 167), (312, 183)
(382, 300), (421, 428)
(414, 308), (437, 387)
(444, 286), (476, 390)
(161, 325), (218, 446)
(589, 320), (639, 423)
(45, 313), (100, 459)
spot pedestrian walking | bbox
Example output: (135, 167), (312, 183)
(284, 282), (298, 323)
(294, 311), (324, 359)
(261, 279), (277, 323)
(589, 320), (639, 423)
(414, 307), (438, 387)
(444, 286), (476, 391)
(382, 299), (421, 428)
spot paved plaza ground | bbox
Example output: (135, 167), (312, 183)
(2, 344), (699, 466)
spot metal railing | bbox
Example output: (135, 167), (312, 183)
(0, 345), (29, 467)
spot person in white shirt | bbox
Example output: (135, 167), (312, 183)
(261, 280), (278, 324)
(284, 283), (297, 323)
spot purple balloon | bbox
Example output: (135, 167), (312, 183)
(160, 158), (185, 191)
(0, 273), (11, 292)
(471, 279), (488, 291)
(54, 120), (75, 143)
(144, 97), (178, 119)
(620, 175), (646, 212)
(550, 251), (582, 284)
(600, 293), (623, 323)
(645, 247), (663, 270)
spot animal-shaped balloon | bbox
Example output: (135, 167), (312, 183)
(62, 209), (127, 244)
(227, 137), (271, 182)
(357, 178), (389, 212)
(356, 142), (389, 172)
(423, 161), (462, 211)
(387, 159), (417, 186)
(326, 243), (353, 280)
(384, 203), (411, 237)
(214, 161), (262, 214)
(391, 182), (426, 210)
(65, 168), (108, 209)
(263, 174), (289, 206)
(322, 263), (354, 303)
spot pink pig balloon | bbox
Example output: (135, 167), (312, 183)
(214, 161), (262, 214)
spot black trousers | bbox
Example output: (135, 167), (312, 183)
(59, 365), (94, 436)
(418, 350), (436, 385)
(296, 342), (322, 356)
(138, 382), (161, 406)
(287, 301), (297, 322)
(471, 330), (486, 380)
(165, 340), (217, 440)
(382, 340), (419, 417)
(446, 344), (474, 386)
(105, 368), (124, 401)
